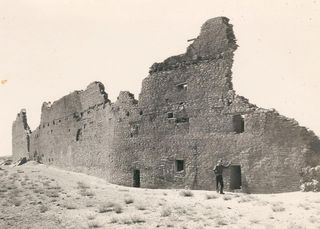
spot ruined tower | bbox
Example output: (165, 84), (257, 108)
(12, 109), (31, 161)
(12, 17), (320, 193)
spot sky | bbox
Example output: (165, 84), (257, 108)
(0, 0), (320, 156)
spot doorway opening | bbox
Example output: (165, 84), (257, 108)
(230, 165), (242, 190)
(133, 169), (140, 188)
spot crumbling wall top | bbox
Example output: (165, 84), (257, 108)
(149, 17), (237, 73)
(116, 91), (138, 105)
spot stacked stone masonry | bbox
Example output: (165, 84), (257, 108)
(12, 17), (320, 193)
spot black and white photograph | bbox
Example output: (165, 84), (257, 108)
(1, 0), (320, 228)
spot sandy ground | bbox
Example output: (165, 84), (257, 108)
(0, 162), (320, 229)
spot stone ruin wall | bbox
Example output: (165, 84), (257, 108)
(12, 109), (31, 161)
(12, 17), (320, 193)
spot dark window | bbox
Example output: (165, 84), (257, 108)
(177, 83), (188, 91)
(233, 115), (244, 133)
(76, 129), (82, 141)
(59, 120), (61, 123)
(176, 160), (184, 172)
(167, 112), (174, 118)
(175, 117), (189, 123)
(126, 111), (130, 116)
(139, 111), (143, 115)
(51, 130), (53, 133)
(47, 123), (49, 127)
(53, 120), (55, 125)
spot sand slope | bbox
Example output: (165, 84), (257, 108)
(0, 162), (319, 229)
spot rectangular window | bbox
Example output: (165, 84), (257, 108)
(176, 160), (184, 172)
(167, 112), (174, 119)
(175, 117), (189, 123)
(233, 115), (244, 133)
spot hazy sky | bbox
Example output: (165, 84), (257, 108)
(0, 0), (320, 156)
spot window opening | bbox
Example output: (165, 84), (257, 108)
(176, 160), (184, 172)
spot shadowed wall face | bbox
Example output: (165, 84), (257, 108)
(12, 109), (31, 161)
(12, 17), (320, 193)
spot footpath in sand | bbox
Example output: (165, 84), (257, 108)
(0, 162), (320, 229)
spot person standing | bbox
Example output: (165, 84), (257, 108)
(213, 159), (231, 194)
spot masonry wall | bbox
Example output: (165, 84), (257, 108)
(12, 109), (31, 161)
(13, 17), (320, 193)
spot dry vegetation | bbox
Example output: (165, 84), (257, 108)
(0, 162), (319, 228)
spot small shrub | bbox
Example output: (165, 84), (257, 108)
(88, 221), (101, 228)
(298, 203), (310, 210)
(160, 207), (172, 217)
(124, 197), (134, 204)
(238, 195), (256, 203)
(179, 190), (193, 197)
(0, 187), (8, 193)
(223, 195), (232, 201)
(135, 203), (147, 210)
(86, 200), (96, 207)
(287, 223), (305, 229)
(131, 215), (146, 223)
(63, 202), (78, 209)
(271, 203), (285, 212)
(173, 205), (187, 214)
(250, 218), (260, 224)
(114, 204), (123, 214)
(42, 181), (51, 187)
(206, 193), (218, 199)
(121, 215), (146, 224)
(34, 188), (44, 194)
(98, 202), (115, 213)
(46, 190), (59, 198)
(2, 201), (9, 207)
(77, 181), (90, 189)
(12, 198), (22, 207)
(39, 205), (49, 213)
(158, 198), (167, 206)
(309, 215), (318, 224)
(87, 214), (96, 220)
(216, 218), (228, 226)
(80, 189), (95, 197)
(7, 184), (17, 190)
(110, 217), (119, 224)
(47, 185), (62, 190)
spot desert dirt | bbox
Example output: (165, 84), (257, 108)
(0, 162), (320, 229)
